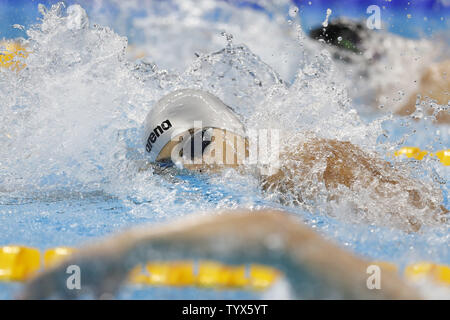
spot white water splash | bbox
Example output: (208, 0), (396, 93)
(322, 8), (332, 27)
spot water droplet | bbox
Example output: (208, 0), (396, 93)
(288, 6), (298, 18)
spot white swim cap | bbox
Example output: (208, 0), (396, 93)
(143, 89), (246, 162)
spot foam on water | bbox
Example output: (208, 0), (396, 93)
(0, 2), (448, 299)
(78, 0), (303, 82)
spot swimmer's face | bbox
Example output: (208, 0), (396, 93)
(156, 128), (248, 172)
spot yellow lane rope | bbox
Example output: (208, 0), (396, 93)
(0, 40), (28, 71)
(394, 147), (449, 166)
(404, 262), (450, 285)
(0, 246), (40, 281)
(1, 246), (449, 288)
(0, 246), (280, 290)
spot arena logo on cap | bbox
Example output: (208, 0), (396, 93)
(145, 119), (172, 152)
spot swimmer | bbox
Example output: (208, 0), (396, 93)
(143, 89), (448, 232)
(18, 93), (441, 300)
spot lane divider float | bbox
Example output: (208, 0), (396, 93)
(0, 246), (279, 290)
(394, 146), (449, 166)
(0, 40), (28, 71)
(404, 262), (450, 285)
(0, 246), (40, 281)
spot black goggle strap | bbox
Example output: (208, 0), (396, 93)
(156, 128), (212, 168)
(188, 128), (213, 161)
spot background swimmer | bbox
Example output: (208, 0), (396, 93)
(143, 89), (448, 232)
(309, 18), (450, 124)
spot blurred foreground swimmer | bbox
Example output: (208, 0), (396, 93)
(20, 209), (421, 300)
(144, 89), (448, 232)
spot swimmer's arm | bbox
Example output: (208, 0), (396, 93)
(261, 138), (447, 231)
